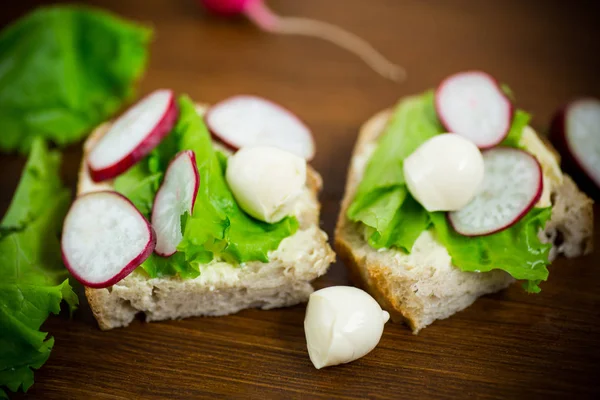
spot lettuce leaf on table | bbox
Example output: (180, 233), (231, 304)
(346, 90), (551, 292)
(115, 96), (298, 279)
(0, 138), (78, 397)
(0, 6), (152, 153)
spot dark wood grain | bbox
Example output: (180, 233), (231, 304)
(2, 0), (600, 398)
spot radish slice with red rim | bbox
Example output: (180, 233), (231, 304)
(550, 98), (600, 193)
(61, 191), (156, 288)
(151, 150), (200, 257)
(448, 147), (543, 237)
(87, 89), (178, 182)
(205, 95), (315, 160)
(436, 71), (514, 149)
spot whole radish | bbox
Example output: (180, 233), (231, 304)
(199, 0), (405, 82)
(201, 0), (257, 16)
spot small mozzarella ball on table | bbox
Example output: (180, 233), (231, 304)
(304, 286), (390, 369)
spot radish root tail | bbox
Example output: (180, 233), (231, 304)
(245, 2), (406, 82)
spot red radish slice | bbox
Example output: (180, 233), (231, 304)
(448, 147), (543, 237)
(151, 150), (200, 256)
(205, 95), (315, 160)
(436, 71), (514, 149)
(550, 98), (600, 196)
(87, 89), (178, 182)
(61, 191), (156, 288)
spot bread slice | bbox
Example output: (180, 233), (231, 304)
(335, 102), (594, 333)
(79, 104), (335, 330)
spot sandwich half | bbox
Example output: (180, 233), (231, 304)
(336, 89), (593, 333)
(78, 102), (334, 330)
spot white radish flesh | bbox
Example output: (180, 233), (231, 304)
(448, 147), (543, 236)
(551, 98), (600, 192)
(61, 191), (156, 288)
(205, 95), (315, 160)
(435, 71), (513, 149)
(151, 151), (200, 256)
(87, 89), (178, 182)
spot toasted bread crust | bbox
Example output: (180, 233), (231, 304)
(79, 104), (334, 330)
(85, 286), (129, 330)
(335, 109), (427, 330)
(335, 105), (594, 333)
(335, 233), (417, 328)
(334, 109), (418, 329)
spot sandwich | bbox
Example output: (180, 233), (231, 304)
(335, 71), (594, 333)
(62, 90), (334, 330)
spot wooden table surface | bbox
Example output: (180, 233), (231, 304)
(2, 0), (600, 398)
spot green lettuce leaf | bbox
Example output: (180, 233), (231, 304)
(366, 195), (431, 252)
(347, 92), (443, 250)
(1, 135), (68, 230)
(174, 97), (299, 264)
(117, 96), (298, 278)
(113, 162), (161, 219)
(140, 252), (201, 280)
(0, 138), (78, 397)
(431, 208), (552, 293)
(347, 90), (550, 291)
(500, 110), (531, 148)
(0, 5), (152, 153)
